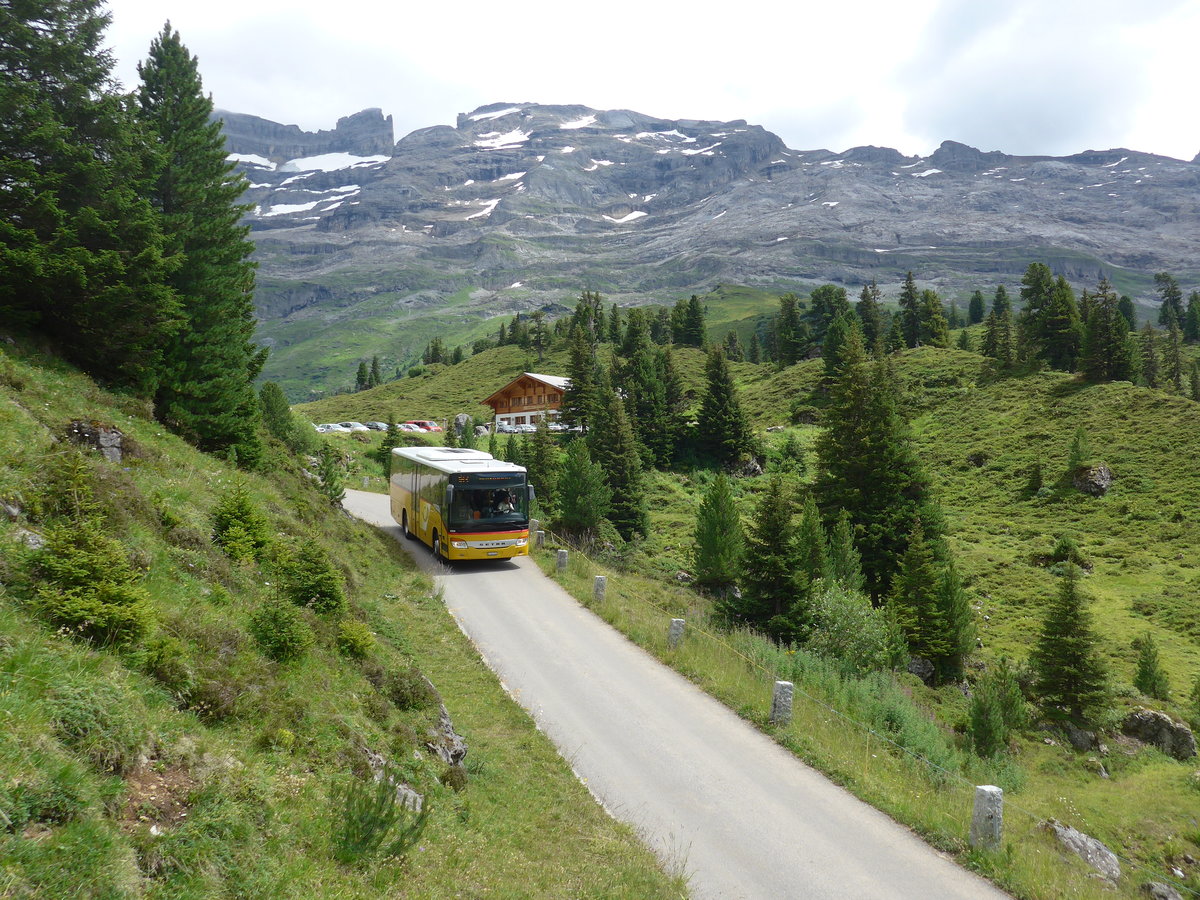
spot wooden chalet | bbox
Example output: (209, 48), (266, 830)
(482, 372), (570, 428)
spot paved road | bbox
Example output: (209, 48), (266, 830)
(344, 489), (1008, 899)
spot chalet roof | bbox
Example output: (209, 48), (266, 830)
(482, 372), (570, 407)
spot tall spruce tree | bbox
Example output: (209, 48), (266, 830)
(807, 284), (851, 346)
(898, 272), (922, 347)
(525, 417), (561, 515)
(1080, 277), (1135, 383)
(1184, 291), (1200, 343)
(856, 281), (885, 354)
(1018, 264), (1080, 370)
(0, 0), (179, 393)
(1139, 323), (1160, 388)
(137, 24), (264, 464)
(968, 290), (986, 325)
(795, 492), (830, 591)
(1030, 565), (1108, 724)
(918, 289), (950, 348)
(1163, 320), (1184, 392)
(697, 346), (755, 467)
(775, 294), (810, 365)
(1155, 272), (1185, 329)
(826, 509), (864, 594)
(736, 475), (799, 636)
(815, 329), (939, 599)
(555, 440), (611, 540)
(588, 392), (648, 540)
(1117, 295), (1137, 332)
(693, 472), (743, 596)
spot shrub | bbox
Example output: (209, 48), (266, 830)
(31, 520), (153, 646)
(47, 676), (144, 774)
(363, 661), (441, 711)
(336, 621), (375, 659)
(212, 481), (272, 561)
(1050, 533), (1087, 567)
(138, 634), (195, 702)
(968, 658), (1029, 757)
(440, 764), (468, 792)
(277, 542), (346, 616)
(1132, 634), (1171, 700)
(330, 765), (430, 864)
(249, 598), (314, 662)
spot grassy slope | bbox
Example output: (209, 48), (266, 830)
(0, 339), (682, 898)
(305, 335), (1200, 897)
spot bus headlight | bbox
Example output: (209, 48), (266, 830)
(451, 540), (468, 549)
(516, 537), (528, 546)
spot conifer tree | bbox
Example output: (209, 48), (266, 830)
(723, 330), (745, 362)
(956, 329), (973, 352)
(1, 0), (179, 393)
(137, 24), (265, 464)
(316, 444), (345, 504)
(885, 317), (906, 353)
(555, 440), (611, 540)
(561, 326), (603, 432)
(934, 562), (974, 682)
(918, 289), (950, 348)
(795, 492), (830, 591)
(748, 333), (761, 364)
(525, 418), (561, 514)
(1163, 320), (1184, 392)
(673, 295), (706, 346)
(620, 308), (651, 358)
(898, 272), (922, 347)
(992, 284), (1012, 316)
(1132, 633), (1170, 700)
(821, 311), (862, 380)
(608, 303), (622, 345)
(968, 290), (986, 325)
(815, 330), (939, 599)
(968, 657), (1028, 757)
(693, 473), (743, 596)
(1139, 323), (1160, 388)
(1184, 291), (1200, 344)
(947, 299), (963, 329)
(1155, 272), (1185, 328)
(356, 361), (370, 391)
(370, 355), (383, 387)
(379, 416), (401, 477)
(1018, 265), (1081, 370)
(807, 284), (851, 346)
(1080, 277), (1135, 382)
(889, 521), (947, 667)
(736, 475), (800, 636)
(826, 509), (864, 594)
(775, 294), (810, 365)
(622, 345), (676, 467)
(1117, 295), (1137, 332)
(1031, 565), (1109, 724)
(259, 382), (294, 445)
(856, 281), (885, 353)
(1190, 359), (1200, 402)
(698, 346), (755, 467)
(588, 392), (648, 540)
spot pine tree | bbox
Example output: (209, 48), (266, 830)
(992, 284), (1012, 316)
(956, 329), (972, 352)
(1018, 265), (1080, 371)
(622, 345), (674, 467)
(821, 311), (862, 380)
(748, 333), (761, 364)
(370, 355), (383, 387)
(316, 444), (345, 504)
(934, 562), (974, 682)
(525, 418), (560, 515)
(1080, 277), (1135, 383)
(736, 475), (799, 635)
(946, 299), (963, 329)
(889, 521), (947, 670)
(693, 473), (743, 596)
(697, 346), (755, 467)
(723, 330), (745, 362)
(673, 295), (706, 346)
(968, 657), (1028, 757)
(807, 284), (851, 346)
(1163, 320), (1184, 392)
(561, 326), (603, 432)
(1184, 291), (1200, 344)
(356, 361), (370, 391)
(607, 303), (621, 344)
(379, 416), (401, 477)
(554, 440), (611, 540)
(1031, 565), (1109, 724)
(968, 290), (986, 325)
(1190, 359), (1200, 402)
(795, 492), (830, 591)
(1, 0), (179, 393)
(1155, 272), (1185, 328)
(588, 392), (648, 540)
(137, 24), (264, 464)
(775, 294), (810, 365)
(815, 330), (939, 599)
(259, 382), (294, 444)
(620, 308), (651, 358)
(826, 509), (864, 593)
(898, 272), (922, 347)
(918, 289), (950, 348)
(1139, 323), (1160, 388)
(856, 281), (885, 354)
(1132, 633), (1170, 700)
(1117, 295), (1137, 332)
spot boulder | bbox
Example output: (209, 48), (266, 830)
(1121, 708), (1197, 760)
(906, 657), (935, 685)
(1073, 464), (1114, 497)
(66, 420), (130, 463)
(1062, 721), (1099, 752)
(1045, 819), (1121, 881)
(453, 413), (472, 435)
(1142, 883), (1183, 900)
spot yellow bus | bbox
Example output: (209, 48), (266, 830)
(390, 447), (532, 562)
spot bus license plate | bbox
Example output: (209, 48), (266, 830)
(487, 551), (498, 557)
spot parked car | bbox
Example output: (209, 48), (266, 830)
(398, 422), (423, 432)
(547, 422), (567, 432)
(320, 423), (350, 433)
(515, 423), (536, 433)
(338, 421), (370, 433)
(364, 421), (389, 431)
(495, 423), (517, 434)
(405, 420), (443, 432)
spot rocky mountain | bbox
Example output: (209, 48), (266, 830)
(220, 102), (1200, 397)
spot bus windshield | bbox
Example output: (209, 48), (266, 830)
(446, 476), (528, 532)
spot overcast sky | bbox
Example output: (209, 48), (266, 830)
(102, 0), (1199, 162)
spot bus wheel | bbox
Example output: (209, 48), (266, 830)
(433, 532), (443, 560)
(402, 510), (413, 540)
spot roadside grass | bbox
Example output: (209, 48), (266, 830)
(0, 338), (685, 898)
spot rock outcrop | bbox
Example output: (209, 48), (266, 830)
(217, 108), (394, 162)
(1122, 708), (1197, 760)
(1045, 819), (1121, 881)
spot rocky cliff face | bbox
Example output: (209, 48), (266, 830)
(219, 102), (1200, 393)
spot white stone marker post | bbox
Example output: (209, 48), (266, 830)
(969, 785), (1003, 850)
(536, 530), (545, 549)
(593, 575), (607, 603)
(770, 680), (794, 726)
(556, 549), (569, 572)
(529, 518), (539, 536)
(668, 618), (685, 649)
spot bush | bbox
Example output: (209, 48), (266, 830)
(1132, 634), (1171, 700)
(249, 598), (314, 662)
(138, 634), (195, 702)
(336, 621), (375, 659)
(47, 676), (144, 774)
(277, 542), (346, 616)
(330, 765), (430, 864)
(1050, 533), (1087, 567)
(31, 520), (153, 646)
(212, 482), (272, 561)
(363, 661), (441, 711)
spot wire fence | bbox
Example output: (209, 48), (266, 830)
(531, 526), (1199, 899)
